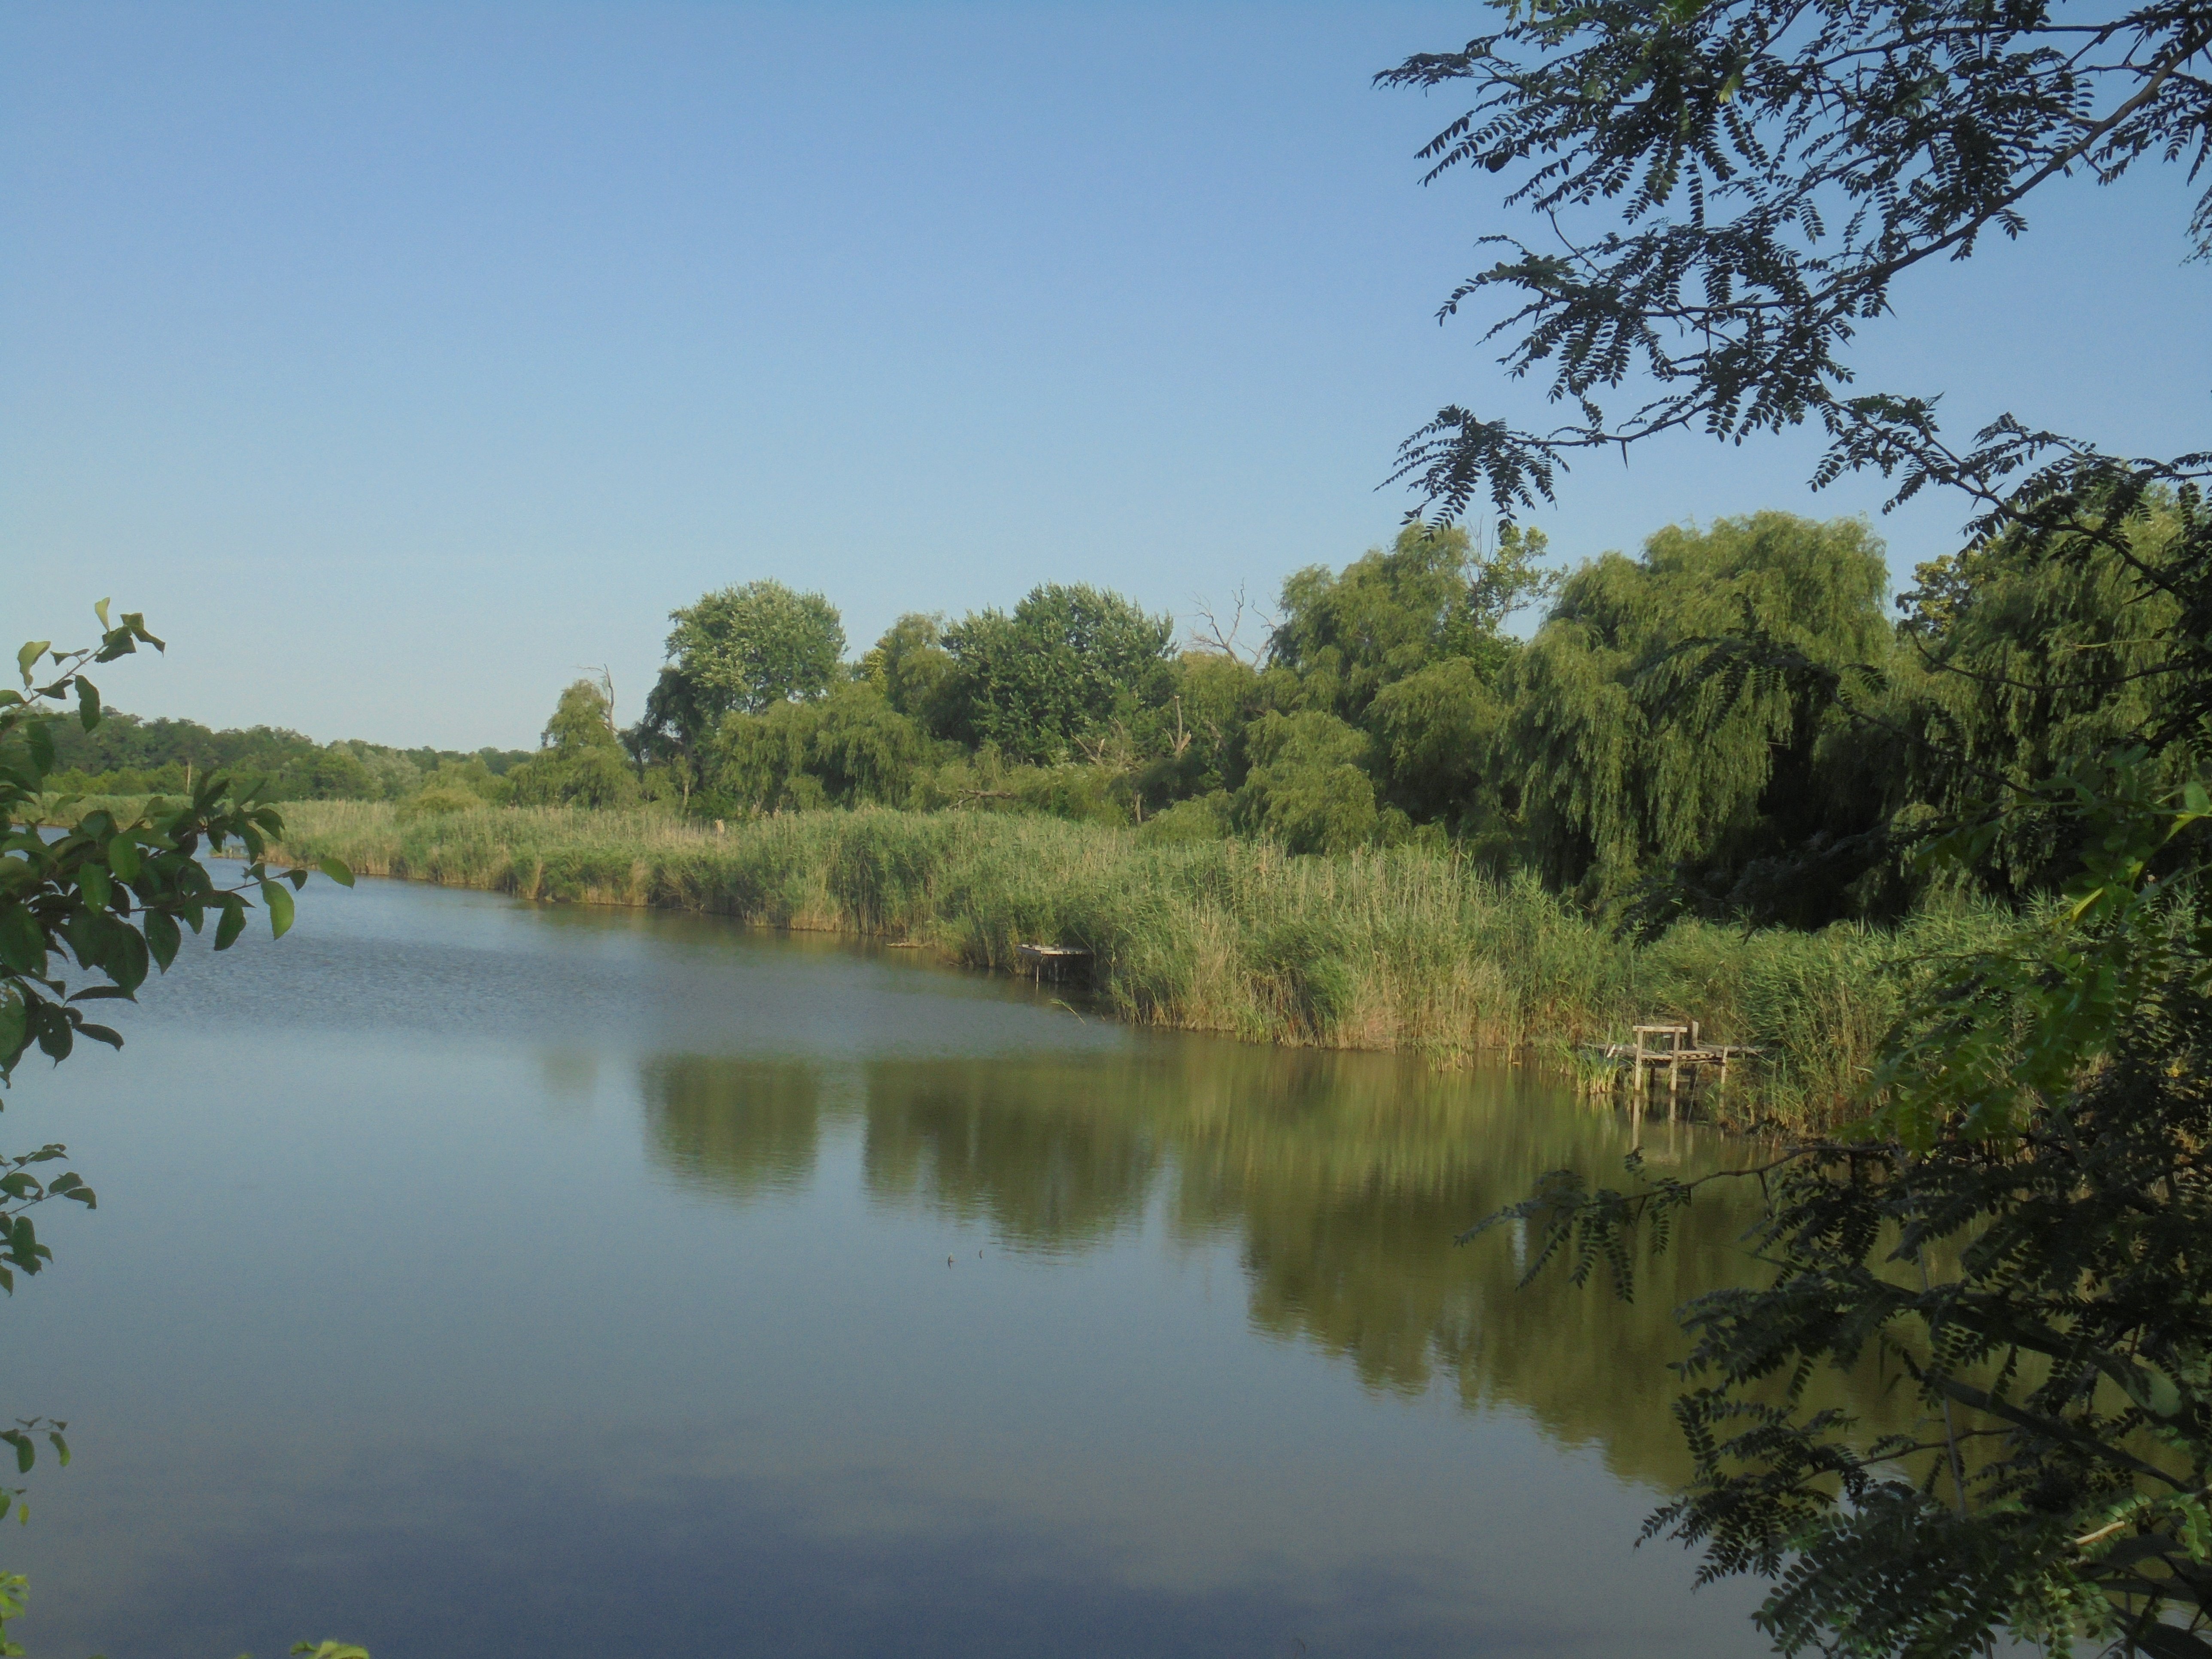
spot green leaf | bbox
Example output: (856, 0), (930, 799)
(0, 907), (43, 976)
(213, 896), (246, 952)
(92, 598), (110, 630)
(319, 857), (356, 888)
(14, 644), (47, 686)
(107, 837), (141, 883)
(107, 924), (148, 994)
(263, 880), (295, 939)
(78, 863), (110, 912)
(74, 677), (100, 732)
(144, 909), (180, 971)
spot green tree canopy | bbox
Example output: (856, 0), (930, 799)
(1232, 709), (1379, 856)
(706, 681), (930, 814)
(1898, 493), (2203, 898)
(861, 612), (956, 723)
(1267, 521), (1552, 723)
(1501, 513), (1895, 919)
(507, 678), (638, 809)
(940, 584), (1173, 764)
(630, 582), (846, 797)
(668, 582), (846, 720)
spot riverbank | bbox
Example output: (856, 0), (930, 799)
(256, 800), (2005, 1131)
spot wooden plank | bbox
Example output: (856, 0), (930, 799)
(1017, 943), (1092, 983)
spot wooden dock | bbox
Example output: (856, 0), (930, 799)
(1583, 1022), (1762, 1120)
(1016, 943), (1092, 984)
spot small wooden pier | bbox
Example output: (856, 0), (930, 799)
(1584, 1022), (1762, 1120)
(1016, 943), (1092, 984)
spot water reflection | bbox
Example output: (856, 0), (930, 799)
(637, 1042), (1901, 1497)
(643, 1057), (823, 1199)
(8, 877), (1805, 1655)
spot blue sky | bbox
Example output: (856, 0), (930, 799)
(6, 2), (2206, 749)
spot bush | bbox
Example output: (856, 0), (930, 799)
(395, 785), (485, 822)
(1136, 792), (1231, 845)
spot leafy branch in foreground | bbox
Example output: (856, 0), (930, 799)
(1470, 755), (2212, 1654)
(1379, 0), (2212, 520)
(0, 604), (361, 1653)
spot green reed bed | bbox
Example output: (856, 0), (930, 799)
(267, 800), (2002, 1131)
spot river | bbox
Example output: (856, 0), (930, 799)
(3, 872), (1787, 1656)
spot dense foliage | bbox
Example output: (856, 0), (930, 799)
(504, 676), (639, 811)
(43, 708), (526, 804)
(1377, 0), (2212, 1651)
(1493, 761), (2212, 1656)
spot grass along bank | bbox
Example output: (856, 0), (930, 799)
(264, 800), (2008, 1131)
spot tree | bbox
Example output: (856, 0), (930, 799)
(940, 584), (1174, 764)
(861, 613), (957, 725)
(704, 681), (931, 813)
(668, 581), (846, 717)
(1268, 521), (1553, 724)
(1500, 513), (1899, 922)
(1897, 494), (2202, 899)
(1, 608), (357, 1651)
(506, 678), (639, 809)
(1381, 1), (2212, 1649)
(630, 582), (847, 793)
(1233, 710), (1381, 855)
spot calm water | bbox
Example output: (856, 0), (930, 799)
(3, 875), (1786, 1656)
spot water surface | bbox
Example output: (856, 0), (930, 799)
(5, 876), (1787, 1656)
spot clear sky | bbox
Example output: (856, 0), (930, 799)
(5, 2), (2206, 750)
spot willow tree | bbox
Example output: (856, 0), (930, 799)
(1498, 512), (1897, 921)
(628, 581), (847, 798)
(1899, 495), (2203, 897)
(506, 678), (639, 809)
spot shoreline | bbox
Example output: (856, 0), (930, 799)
(249, 799), (2003, 1132)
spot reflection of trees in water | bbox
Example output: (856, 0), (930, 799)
(638, 1040), (1911, 1490)
(860, 1062), (1164, 1251)
(639, 1056), (822, 1199)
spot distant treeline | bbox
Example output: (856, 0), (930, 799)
(47, 714), (532, 805)
(65, 495), (2199, 932)
(500, 501), (2193, 928)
